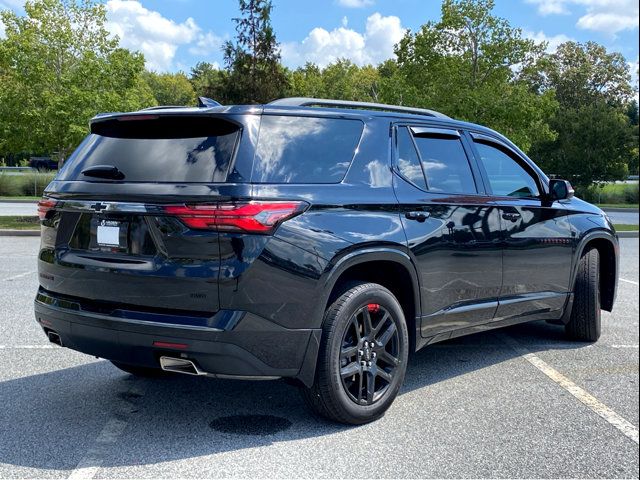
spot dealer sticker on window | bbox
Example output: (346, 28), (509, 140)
(96, 220), (122, 247)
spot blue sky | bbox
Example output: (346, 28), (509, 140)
(0, 0), (638, 79)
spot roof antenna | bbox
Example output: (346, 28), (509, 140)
(198, 97), (222, 108)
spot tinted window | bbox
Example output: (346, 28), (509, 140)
(475, 142), (539, 198)
(252, 115), (363, 183)
(413, 135), (476, 194)
(58, 116), (239, 183)
(396, 127), (427, 189)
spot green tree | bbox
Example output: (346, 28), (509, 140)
(143, 71), (196, 106)
(223, 0), (288, 103)
(394, 0), (556, 151)
(0, 0), (154, 162)
(626, 102), (639, 176)
(320, 59), (378, 101)
(528, 41), (637, 188)
(288, 62), (324, 98)
(190, 62), (229, 102)
(287, 60), (382, 103)
(536, 41), (633, 107)
(531, 103), (633, 188)
(376, 59), (409, 105)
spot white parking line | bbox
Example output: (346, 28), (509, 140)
(620, 278), (639, 286)
(610, 344), (639, 349)
(2, 270), (36, 281)
(0, 345), (55, 349)
(68, 382), (145, 480)
(497, 333), (639, 445)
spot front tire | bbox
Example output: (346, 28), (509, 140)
(565, 248), (601, 342)
(301, 282), (409, 424)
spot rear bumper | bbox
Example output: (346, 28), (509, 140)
(34, 290), (321, 386)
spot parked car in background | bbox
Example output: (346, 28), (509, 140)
(29, 157), (58, 171)
(34, 98), (619, 424)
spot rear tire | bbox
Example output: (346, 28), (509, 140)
(110, 361), (170, 377)
(565, 248), (601, 342)
(301, 282), (409, 424)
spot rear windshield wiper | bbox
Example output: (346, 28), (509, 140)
(81, 165), (125, 180)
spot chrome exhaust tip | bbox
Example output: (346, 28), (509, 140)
(47, 331), (62, 347)
(159, 356), (204, 376)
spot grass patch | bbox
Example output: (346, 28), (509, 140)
(578, 183), (639, 205)
(596, 203), (639, 209)
(613, 224), (639, 232)
(0, 196), (40, 201)
(0, 215), (40, 230)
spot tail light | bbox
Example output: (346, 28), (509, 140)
(37, 197), (58, 220)
(163, 201), (308, 234)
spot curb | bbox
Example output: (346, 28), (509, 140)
(618, 231), (639, 238)
(0, 229), (40, 236)
(0, 199), (38, 204)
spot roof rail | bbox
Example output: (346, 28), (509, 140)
(268, 97), (450, 119)
(198, 96), (222, 107)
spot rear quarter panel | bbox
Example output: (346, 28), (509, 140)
(218, 117), (409, 330)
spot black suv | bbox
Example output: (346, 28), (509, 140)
(35, 97), (619, 424)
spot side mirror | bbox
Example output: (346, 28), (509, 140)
(549, 179), (574, 201)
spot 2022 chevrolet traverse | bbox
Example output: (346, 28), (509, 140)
(35, 97), (619, 424)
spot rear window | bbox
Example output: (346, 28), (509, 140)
(252, 115), (363, 183)
(58, 116), (239, 183)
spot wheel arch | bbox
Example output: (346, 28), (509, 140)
(319, 248), (421, 353)
(573, 231), (619, 312)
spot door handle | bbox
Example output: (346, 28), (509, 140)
(405, 211), (430, 222)
(502, 212), (521, 222)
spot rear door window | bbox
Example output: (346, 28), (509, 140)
(58, 116), (240, 183)
(412, 132), (477, 194)
(252, 115), (363, 183)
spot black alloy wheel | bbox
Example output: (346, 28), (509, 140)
(301, 282), (409, 424)
(339, 303), (401, 405)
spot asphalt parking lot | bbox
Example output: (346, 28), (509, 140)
(0, 237), (638, 479)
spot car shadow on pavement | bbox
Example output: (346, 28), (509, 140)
(0, 320), (591, 473)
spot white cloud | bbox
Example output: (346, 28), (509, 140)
(188, 31), (223, 56)
(336, 0), (375, 8)
(105, 0), (220, 71)
(526, 0), (639, 35)
(0, 19), (5, 39)
(525, 0), (571, 15)
(576, 10), (638, 34)
(281, 13), (404, 68)
(524, 30), (574, 52)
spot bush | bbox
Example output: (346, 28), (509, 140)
(0, 171), (56, 197)
(19, 172), (56, 196)
(578, 183), (639, 205)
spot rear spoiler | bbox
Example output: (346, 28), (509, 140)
(90, 114), (242, 138)
(89, 104), (262, 128)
